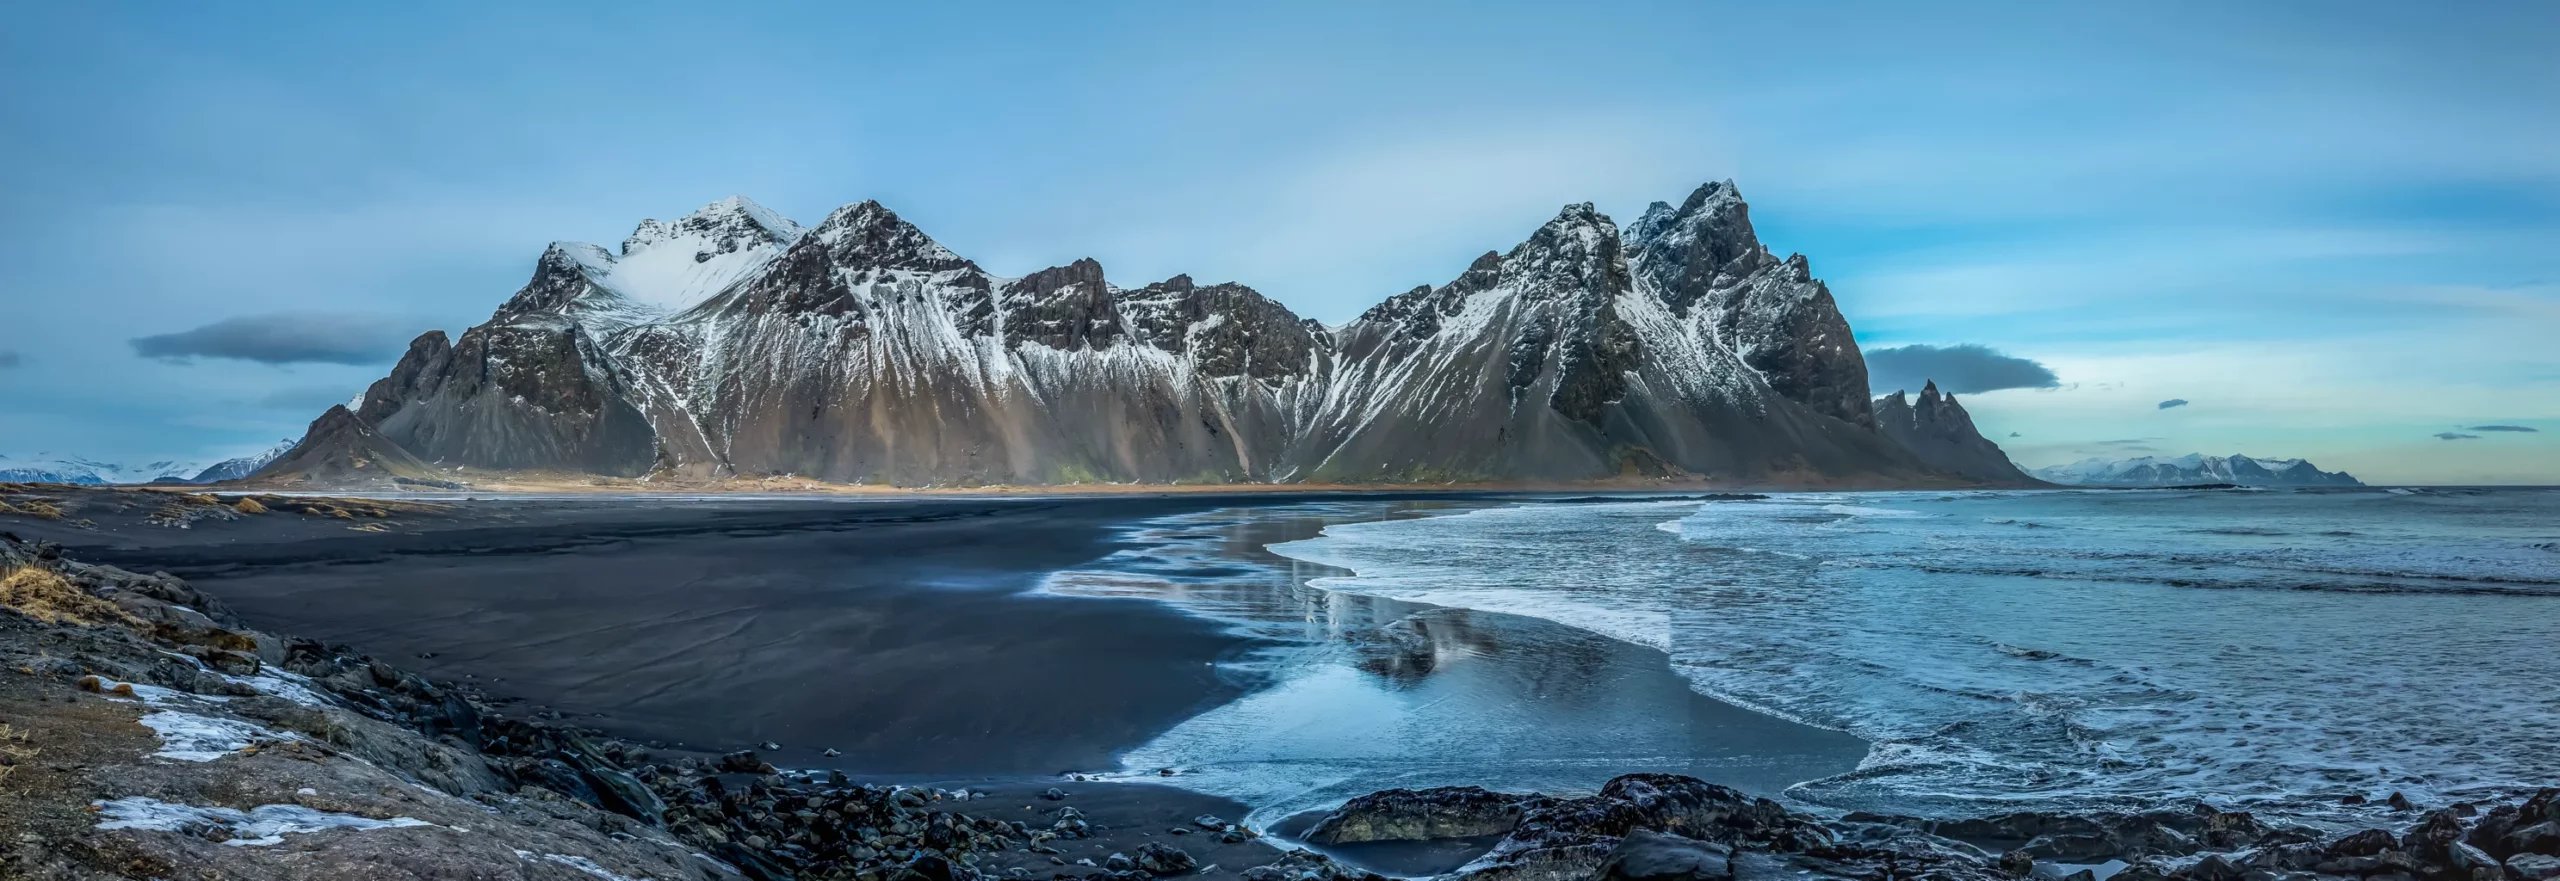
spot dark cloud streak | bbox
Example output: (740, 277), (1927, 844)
(2435, 432), (2481, 440)
(1865, 344), (2060, 395)
(2158, 399), (2190, 409)
(2468, 425), (2538, 432)
(130, 312), (420, 365)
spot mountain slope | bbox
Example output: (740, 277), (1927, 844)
(252, 406), (452, 489)
(272, 182), (2028, 488)
(2032, 454), (2362, 487)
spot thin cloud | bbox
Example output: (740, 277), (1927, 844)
(2158, 399), (2190, 409)
(1864, 343), (2061, 395)
(0, 350), (20, 368)
(2435, 432), (2481, 440)
(2468, 424), (2539, 432)
(130, 312), (419, 366)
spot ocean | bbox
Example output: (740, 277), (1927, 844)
(1044, 488), (2560, 830)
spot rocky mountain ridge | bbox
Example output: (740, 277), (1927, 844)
(1875, 382), (2038, 485)
(262, 182), (2029, 488)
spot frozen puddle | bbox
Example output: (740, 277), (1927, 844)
(137, 710), (289, 762)
(95, 797), (434, 846)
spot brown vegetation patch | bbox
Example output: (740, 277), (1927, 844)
(0, 566), (141, 628)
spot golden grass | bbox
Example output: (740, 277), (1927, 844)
(0, 567), (140, 628)
(231, 497), (267, 514)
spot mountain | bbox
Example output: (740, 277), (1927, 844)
(0, 453), (207, 485)
(266, 183), (2033, 488)
(1873, 382), (2038, 484)
(188, 439), (298, 483)
(2031, 454), (2363, 487)
(252, 406), (454, 490)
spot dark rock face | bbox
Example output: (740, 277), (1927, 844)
(1876, 382), (2039, 485)
(282, 182), (2037, 488)
(1001, 258), (1124, 351)
(1117, 274), (1328, 380)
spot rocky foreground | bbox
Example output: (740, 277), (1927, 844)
(4, 527), (2558, 881)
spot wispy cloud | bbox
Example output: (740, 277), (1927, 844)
(0, 350), (21, 368)
(130, 313), (420, 366)
(2157, 399), (2190, 409)
(1865, 343), (2060, 395)
(2435, 432), (2481, 440)
(2468, 424), (2539, 432)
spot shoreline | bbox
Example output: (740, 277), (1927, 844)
(6, 485), (2558, 881)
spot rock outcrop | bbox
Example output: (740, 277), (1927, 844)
(267, 184), (2032, 488)
(1304, 776), (2560, 881)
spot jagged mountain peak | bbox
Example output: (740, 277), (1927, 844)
(624, 195), (804, 257)
(1626, 179), (1773, 312)
(805, 200), (973, 274)
(1499, 202), (1630, 301)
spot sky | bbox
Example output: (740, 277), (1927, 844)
(1, 1), (2554, 484)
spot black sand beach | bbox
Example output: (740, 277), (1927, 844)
(19, 489), (1871, 863)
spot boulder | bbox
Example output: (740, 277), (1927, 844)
(1306, 785), (1540, 844)
(1134, 842), (1196, 876)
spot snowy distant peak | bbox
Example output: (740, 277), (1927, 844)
(0, 452), (209, 485)
(807, 200), (972, 273)
(999, 257), (1123, 350)
(189, 438), (296, 483)
(2031, 454), (2363, 487)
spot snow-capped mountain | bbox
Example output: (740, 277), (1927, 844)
(187, 439), (298, 483)
(269, 184), (2031, 487)
(0, 453), (207, 485)
(2032, 454), (2363, 487)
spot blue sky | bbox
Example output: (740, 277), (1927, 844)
(2, 1), (2554, 483)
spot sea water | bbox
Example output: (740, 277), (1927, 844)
(1046, 488), (2560, 828)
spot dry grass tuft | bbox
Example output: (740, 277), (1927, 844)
(0, 567), (141, 628)
(0, 498), (66, 520)
(0, 721), (37, 787)
(232, 497), (267, 515)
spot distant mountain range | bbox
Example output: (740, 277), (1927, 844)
(2031, 454), (2362, 487)
(255, 181), (2035, 489)
(0, 440), (294, 485)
